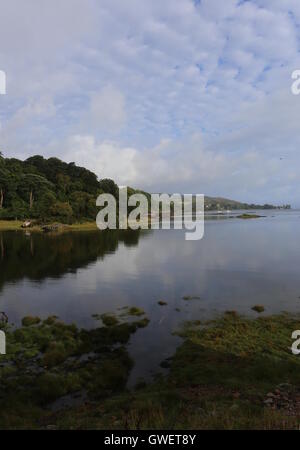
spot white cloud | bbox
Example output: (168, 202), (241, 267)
(0, 0), (300, 204)
(63, 135), (138, 183)
(60, 128), (298, 204)
(81, 85), (126, 133)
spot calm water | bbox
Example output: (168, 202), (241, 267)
(1, 209), (300, 384)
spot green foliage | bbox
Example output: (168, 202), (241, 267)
(22, 316), (41, 327)
(0, 154), (119, 223)
(98, 178), (119, 198)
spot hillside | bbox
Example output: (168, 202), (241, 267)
(0, 153), (119, 222)
(204, 195), (289, 211)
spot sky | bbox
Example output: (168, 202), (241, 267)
(1, 0), (300, 205)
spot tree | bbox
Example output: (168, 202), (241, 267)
(98, 179), (119, 198)
(18, 173), (55, 210)
(0, 154), (124, 223)
(56, 173), (71, 196)
(49, 201), (73, 222)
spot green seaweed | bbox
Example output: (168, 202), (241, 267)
(100, 314), (119, 327)
(0, 311), (150, 428)
(121, 306), (145, 317)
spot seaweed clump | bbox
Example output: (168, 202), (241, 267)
(0, 311), (150, 428)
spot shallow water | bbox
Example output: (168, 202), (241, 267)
(1, 209), (300, 384)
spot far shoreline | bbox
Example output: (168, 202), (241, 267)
(0, 208), (292, 233)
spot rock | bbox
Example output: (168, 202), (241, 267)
(264, 398), (274, 405)
(21, 220), (32, 228)
(158, 300), (168, 306)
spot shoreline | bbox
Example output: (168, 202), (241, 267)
(0, 220), (99, 233)
(1, 310), (300, 429)
(0, 212), (267, 233)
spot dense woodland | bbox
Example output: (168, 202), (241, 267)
(0, 152), (120, 222)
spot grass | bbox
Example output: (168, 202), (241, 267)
(0, 220), (33, 231)
(1, 312), (300, 429)
(66, 222), (98, 231)
(0, 220), (98, 233)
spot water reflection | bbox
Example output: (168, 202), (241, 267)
(0, 229), (144, 289)
(1, 211), (300, 384)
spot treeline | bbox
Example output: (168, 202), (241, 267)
(0, 153), (120, 222)
(204, 196), (290, 211)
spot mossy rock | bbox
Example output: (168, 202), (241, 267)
(100, 314), (119, 327)
(136, 318), (150, 328)
(158, 300), (168, 306)
(125, 307), (145, 317)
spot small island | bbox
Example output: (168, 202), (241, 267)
(236, 213), (263, 219)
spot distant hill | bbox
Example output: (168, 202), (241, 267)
(204, 196), (290, 211)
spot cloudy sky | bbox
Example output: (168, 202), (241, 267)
(1, 0), (300, 205)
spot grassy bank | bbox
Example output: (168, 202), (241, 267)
(0, 220), (98, 232)
(1, 311), (300, 429)
(0, 213), (264, 232)
(65, 222), (98, 231)
(0, 220), (25, 230)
